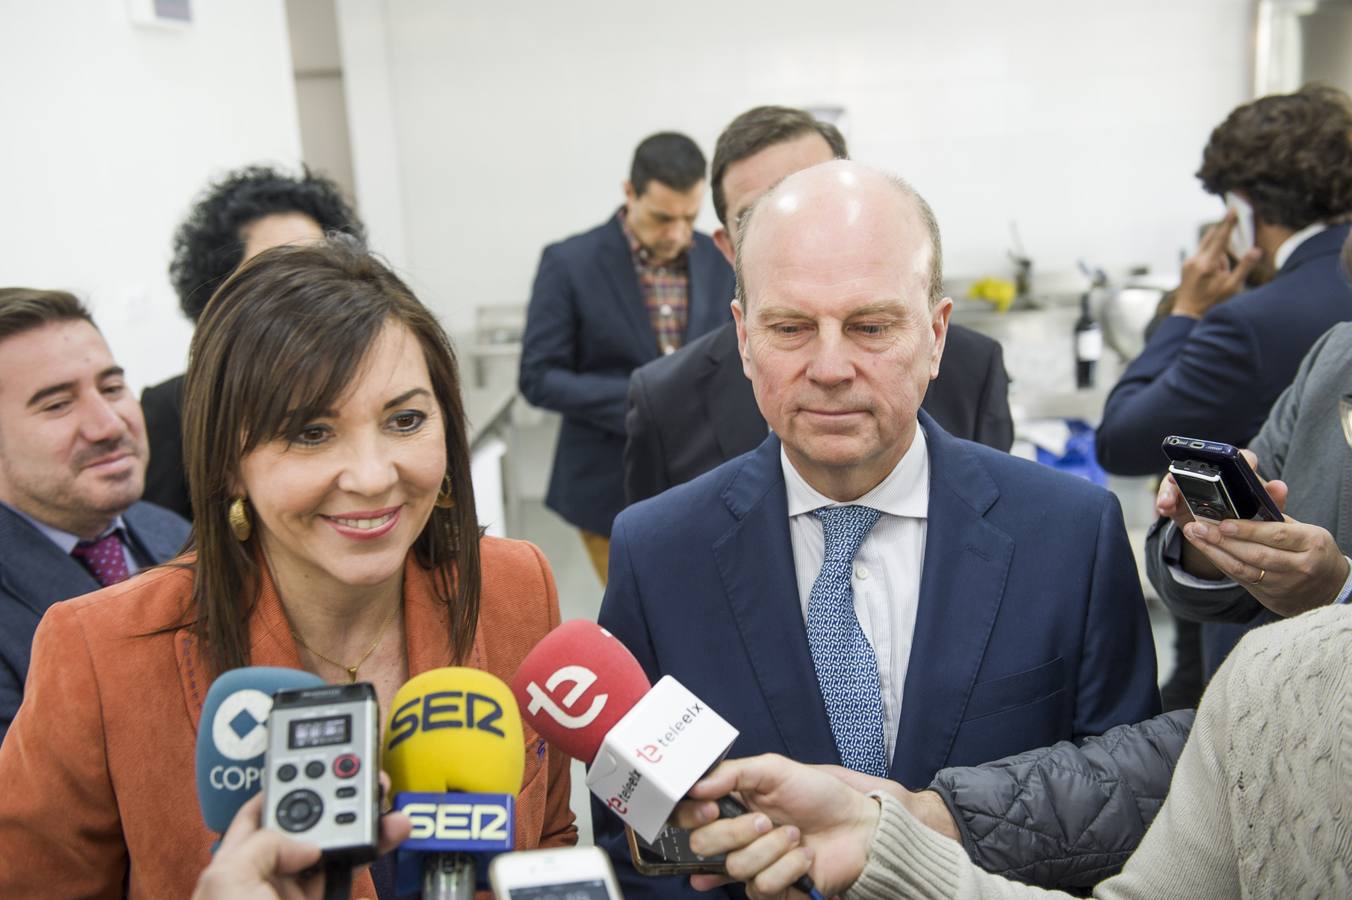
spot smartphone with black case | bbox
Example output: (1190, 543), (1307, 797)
(1161, 436), (1282, 522)
(626, 823), (727, 876)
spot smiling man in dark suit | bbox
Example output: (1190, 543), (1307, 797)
(0, 289), (188, 744)
(596, 162), (1159, 899)
(519, 132), (736, 582)
(624, 107), (1013, 506)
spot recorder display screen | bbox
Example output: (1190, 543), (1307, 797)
(288, 714), (351, 749)
(1182, 477), (1225, 504)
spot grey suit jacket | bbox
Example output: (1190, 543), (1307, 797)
(0, 501), (189, 743)
(1145, 322), (1352, 631)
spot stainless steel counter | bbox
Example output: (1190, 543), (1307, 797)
(462, 383), (517, 450)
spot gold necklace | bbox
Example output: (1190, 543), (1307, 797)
(291, 597), (402, 683)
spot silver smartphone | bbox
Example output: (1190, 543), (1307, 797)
(489, 846), (623, 900)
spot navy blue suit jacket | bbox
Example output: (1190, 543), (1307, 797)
(0, 501), (188, 744)
(519, 214), (736, 536)
(1097, 224), (1352, 476)
(596, 414), (1161, 899)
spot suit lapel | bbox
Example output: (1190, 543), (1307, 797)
(175, 556), (475, 733)
(124, 502), (189, 565)
(700, 324), (768, 461)
(403, 559), (486, 673)
(596, 219), (659, 359)
(889, 415), (1013, 787)
(1279, 223), (1351, 276)
(0, 505), (100, 618)
(176, 559), (304, 732)
(711, 436), (839, 765)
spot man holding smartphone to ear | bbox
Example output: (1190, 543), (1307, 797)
(1096, 85), (1352, 480)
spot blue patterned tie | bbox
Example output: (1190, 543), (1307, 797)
(806, 505), (888, 777)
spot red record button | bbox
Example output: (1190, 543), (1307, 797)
(333, 754), (361, 779)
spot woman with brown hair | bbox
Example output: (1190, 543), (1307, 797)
(0, 237), (576, 897)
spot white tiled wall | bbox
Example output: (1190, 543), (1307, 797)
(0, 0), (305, 394)
(340, 0), (1253, 330)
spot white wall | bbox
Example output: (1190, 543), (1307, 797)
(0, 0), (303, 393)
(288, 0), (358, 204)
(338, 0), (1254, 331)
(335, 0), (412, 274)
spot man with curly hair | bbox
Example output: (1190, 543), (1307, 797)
(142, 166), (364, 518)
(1097, 85), (1352, 478)
(1096, 85), (1352, 688)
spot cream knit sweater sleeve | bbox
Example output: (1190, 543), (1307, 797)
(846, 605), (1352, 900)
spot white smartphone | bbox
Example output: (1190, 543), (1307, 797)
(1224, 192), (1255, 261)
(488, 846), (624, 900)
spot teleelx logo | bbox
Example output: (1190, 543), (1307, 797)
(212, 688), (274, 761)
(524, 664), (608, 730)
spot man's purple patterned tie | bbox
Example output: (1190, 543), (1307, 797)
(71, 532), (131, 587)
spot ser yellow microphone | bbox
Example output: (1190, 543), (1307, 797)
(384, 667), (525, 900)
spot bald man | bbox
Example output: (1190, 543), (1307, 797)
(595, 161), (1160, 900)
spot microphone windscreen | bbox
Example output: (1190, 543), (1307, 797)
(384, 667), (525, 796)
(510, 620), (649, 766)
(195, 666), (326, 833)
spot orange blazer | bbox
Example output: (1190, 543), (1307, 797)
(0, 536), (576, 899)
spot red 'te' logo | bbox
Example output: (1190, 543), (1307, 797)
(523, 665), (609, 730)
(635, 744), (662, 763)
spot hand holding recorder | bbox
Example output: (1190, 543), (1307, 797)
(192, 788), (412, 900)
(194, 668), (411, 900)
(1158, 437), (1349, 615)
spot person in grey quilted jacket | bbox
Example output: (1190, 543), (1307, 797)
(923, 709), (1192, 889)
(913, 315), (1352, 891)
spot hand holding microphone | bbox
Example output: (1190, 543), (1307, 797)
(672, 754), (879, 900)
(511, 621), (825, 899)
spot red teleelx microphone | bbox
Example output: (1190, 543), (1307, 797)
(510, 620), (649, 765)
(510, 621), (824, 900)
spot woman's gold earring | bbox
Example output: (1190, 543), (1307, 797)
(435, 475), (455, 509)
(228, 497), (252, 542)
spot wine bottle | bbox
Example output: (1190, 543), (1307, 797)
(1074, 291), (1101, 389)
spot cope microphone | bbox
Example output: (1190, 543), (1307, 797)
(384, 667), (525, 900)
(195, 666), (326, 835)
(511, 621), (824, 900)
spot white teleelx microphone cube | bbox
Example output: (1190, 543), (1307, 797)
(585, 676), (739, 843)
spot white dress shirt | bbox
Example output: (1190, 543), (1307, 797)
(1272, 222), (1328, 272)
(782, 427), (929, 763)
